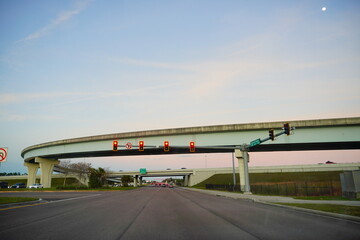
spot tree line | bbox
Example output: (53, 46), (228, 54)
(58, 160), (133, 188)
(0, 172), (27, 176)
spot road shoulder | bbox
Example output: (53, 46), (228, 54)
(184, 187), (360, 222)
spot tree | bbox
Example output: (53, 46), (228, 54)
(57, 161), (92, 186)
(88, 167), (107, 188)
(59, 160), (72, 186)
(121, 175), (133, 187)
(69, 162), (92, 185)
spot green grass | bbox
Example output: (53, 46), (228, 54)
(1, 186), (136, 192)
(249, 171), (342, 184)
(0, 177), (81, 187)
(293, 196), (357, 201)
(192, 171), (345, 197)
(56, 186), (136, 191)
(193, 172), (342, 188)
(0, 197), (38, 205)
(274, 203), (360, 217)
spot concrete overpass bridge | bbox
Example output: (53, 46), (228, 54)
(21, 117), (360, 189)
(107, 169), (194, 187)
(107, 163), (360, 187)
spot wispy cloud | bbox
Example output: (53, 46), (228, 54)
(0, 82), (182, 106)
(18, 0), (92, 42)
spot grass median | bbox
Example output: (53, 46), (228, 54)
(0, 186), (137, 191)
(274, 203), (360, 217)
(0, 197), (38, 205)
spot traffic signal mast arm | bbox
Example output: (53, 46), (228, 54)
(247, 123), (295, 150)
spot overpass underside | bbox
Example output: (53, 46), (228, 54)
(27, 141), (360, 163)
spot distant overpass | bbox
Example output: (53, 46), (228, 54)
(107, 163), (360, 187)
(21, 117), (360, 188)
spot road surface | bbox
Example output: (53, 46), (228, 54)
(0, 187), (359, 240)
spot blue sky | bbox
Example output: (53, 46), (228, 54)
(0, 0), (359, 173)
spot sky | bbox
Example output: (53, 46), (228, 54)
(0, 0), (359, 174)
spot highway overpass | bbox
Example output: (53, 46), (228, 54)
(3, 163), (360, 187)
(107, 163), (360, 187)
(21, 117), (360, 188)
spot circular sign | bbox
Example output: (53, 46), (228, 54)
(125, 142), (133, 149)
(0, 148), (8, 162)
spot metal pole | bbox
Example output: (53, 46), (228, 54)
(242, 150), (251, 193)
(232, 152), (236, 190)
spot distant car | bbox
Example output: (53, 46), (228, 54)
(28, 183), (43, 189)
(326, 161), (336, 164)
(169, 184), (174, 188)
(10, 183), (26, 188)
(0, 182), (8, 189)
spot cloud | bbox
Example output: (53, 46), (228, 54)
(18, 0), (92, 42)
(0, 82), (182, 106)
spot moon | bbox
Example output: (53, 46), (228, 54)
(322, 7), (327, 12)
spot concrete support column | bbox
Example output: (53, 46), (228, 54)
(188, 174), (193, 187)
(24, 162), (39, 187)
(133, 175), (138, 187)
(35, 157), (60, 188)
(139, 176), (143, 186)
(235, 149), (251, 193)
(184, 175), (189, 187)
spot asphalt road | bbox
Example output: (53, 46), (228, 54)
(0, 187), (360, 240)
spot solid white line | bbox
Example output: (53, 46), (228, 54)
(48, 194), (102, 203)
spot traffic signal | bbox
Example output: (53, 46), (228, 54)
(112, 140), (118, 151)
(139, 141), (144, 151)
(190, 141), (195, 152)
(164, 141), (170, 152)
(269, 129), (275, 141)
(284, 123), (290, 135)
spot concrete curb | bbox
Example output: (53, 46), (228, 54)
(257, 200), (360, 223)
(184, 188), (360, 223)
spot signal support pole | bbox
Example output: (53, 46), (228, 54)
(235, 145), (251, 194)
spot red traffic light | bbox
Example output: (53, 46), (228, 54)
(139, 141), (144, 151)
(164, 141), (170, 152)
(190, 141), (195, 152)
(112, 141), (118, 151)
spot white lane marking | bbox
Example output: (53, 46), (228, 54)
(48, 194), (102, 203)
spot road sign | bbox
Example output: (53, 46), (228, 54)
(0, 148), (8, 162)
(140, 168), (147, 174)
(249, 139), (261, 147)
(125, 142), (133, 149)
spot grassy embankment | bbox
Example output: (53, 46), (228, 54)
(193, 171), (343, 196)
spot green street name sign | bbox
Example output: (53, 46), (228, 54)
(249, 138), (261, 147)
(140, 168), (147, 174)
